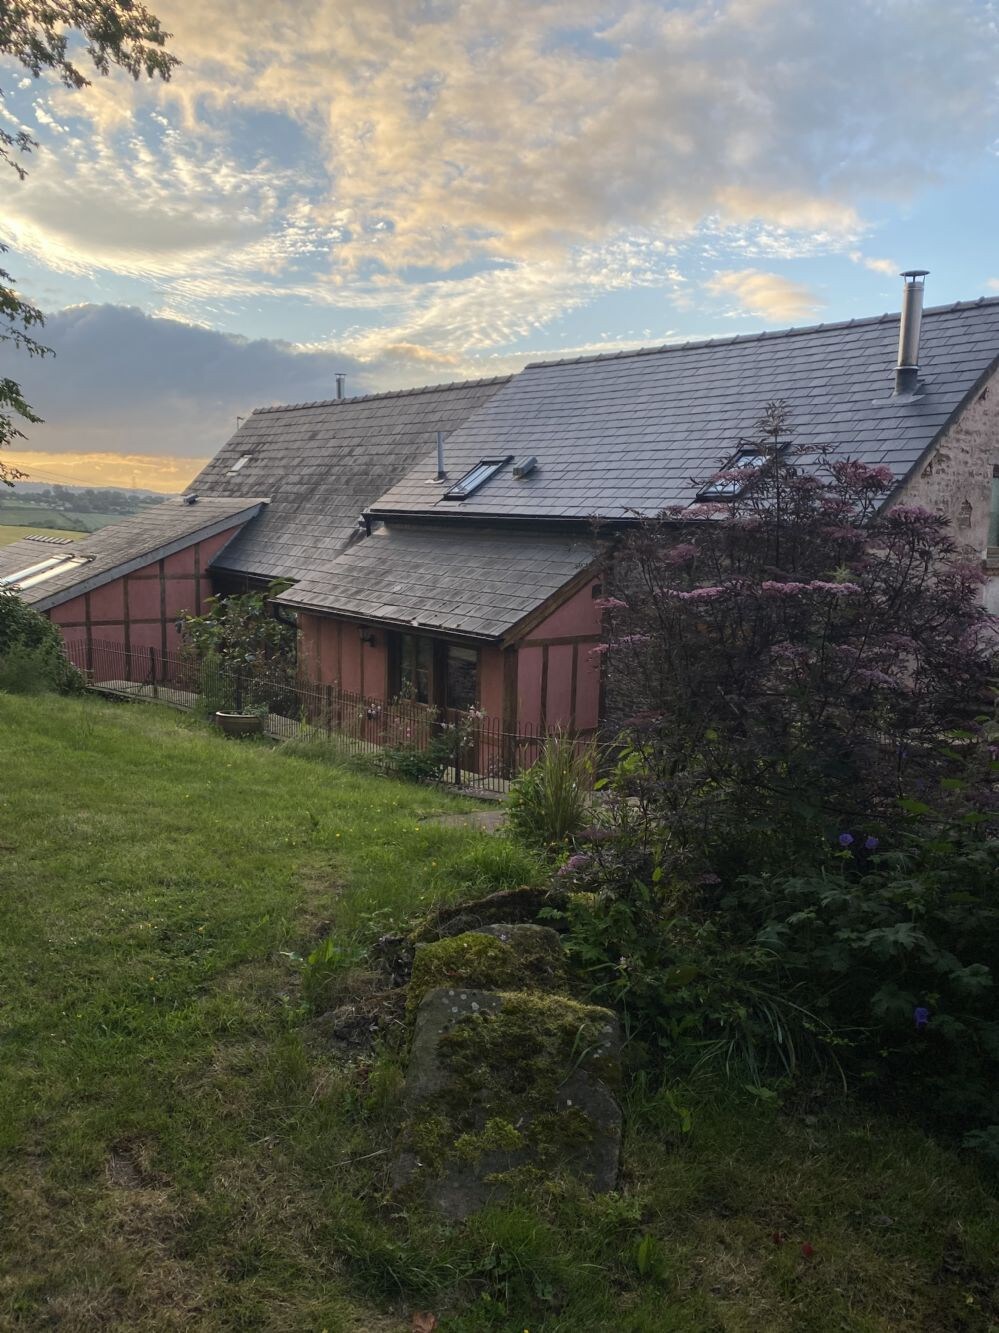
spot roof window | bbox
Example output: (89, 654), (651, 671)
(697, 445), (774, 500)
(228, 454), (252, 474)
(0, 553), (91, 591)
(442, 456), (512, 501)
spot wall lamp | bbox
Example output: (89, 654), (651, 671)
(359, 628), (377, 647)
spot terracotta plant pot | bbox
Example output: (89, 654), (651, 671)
(214, 711), (264, 737)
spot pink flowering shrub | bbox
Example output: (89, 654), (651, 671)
(597, 399), (997, 874)
(560, 403), (999, 1127)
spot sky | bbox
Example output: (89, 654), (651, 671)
(1, 0), (998, 492)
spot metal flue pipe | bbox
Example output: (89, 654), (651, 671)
(895, 270), (929, 395)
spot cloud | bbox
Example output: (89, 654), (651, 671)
(3, 0), (994, 346)
(850, 251), (900, 277)
(706, 268), (822, 322)
(7, 304), (375, 465)
(987, 278), (999, 292)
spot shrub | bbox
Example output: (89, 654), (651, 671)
(598, 401), (997, 877)
(376, 707), (483, 784)
(731, 808), (999, 1135)
(558, 404), (999, 1135)
(507, 730), (597, 854)
(560, 736), (999, 1135)
(178, 581), (296, 715)
(0, 588), (81, 693)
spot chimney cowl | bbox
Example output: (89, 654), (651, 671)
(335, 373), (347, 400)
(895, 269), (929, 396)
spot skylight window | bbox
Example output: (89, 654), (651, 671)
(228, 454), (252, 474)
(442, 456), (512, 501)
(697, 446), (772, 500)
(0, 554), (90, 591)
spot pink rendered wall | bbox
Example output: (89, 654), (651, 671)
(478, 645), (506, 719)
(299, 574), (605, 734)
(513, 577), (604, 733)
(45, 524), (245, 668)
(298, 612), (387, 700)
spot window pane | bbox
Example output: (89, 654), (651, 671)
(445, 644), (478, 711)
(398, 633), (432, 703)
(442, 457), (511, 500)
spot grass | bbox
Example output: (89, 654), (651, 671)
(0, 692), (997, 1331)
(0, 523), (87, 546)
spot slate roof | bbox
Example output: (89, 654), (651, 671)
(188, 377), (510, 581)
(369, 298), (999, 522)
(0, 496), (266, 610)
(278, 524), (597, 640)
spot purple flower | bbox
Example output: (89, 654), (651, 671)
(838, 832), (855, 847)
(914, 1006), (930, 1031)
(761, 580), (809, 596)
(864, 836), (880, 851)
(662, 542), (699, 565)
(558, 853), (592, 876)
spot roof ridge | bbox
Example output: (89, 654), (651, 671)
(250, 374), (513, 416)
(524, 295), (999, 370)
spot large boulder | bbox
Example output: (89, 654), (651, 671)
(394, 986), (622, 1219)
(407, 924), (566, 1015)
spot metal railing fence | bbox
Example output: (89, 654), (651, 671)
(63, 637), (561, 793)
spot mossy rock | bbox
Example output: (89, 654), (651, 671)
(408, 886), (569, 944)
(394, 987), (621, 1218)
(407, 924), (566, 1016)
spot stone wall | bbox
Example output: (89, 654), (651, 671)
(892, 365), (999, 613)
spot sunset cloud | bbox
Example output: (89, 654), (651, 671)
(1, 1), (996, 484)
(706, 269), (822, 322)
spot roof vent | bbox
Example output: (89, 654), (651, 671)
(182, 493), (198, 505)
(895, 270), (929, 395)
(335, 373), (347, 400)
(512, 456), (538, 479)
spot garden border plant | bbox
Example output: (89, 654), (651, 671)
(537, 402), (999, 1145)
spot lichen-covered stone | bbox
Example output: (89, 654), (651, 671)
(393, 987), (622, 1218)
(406, 924), (565, 1016)
(408, 886), (569, 944)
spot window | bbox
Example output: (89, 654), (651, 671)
(390, 633), (479, 711)
(442, 456), (512, 501)
(0, 553), (90, 590)
(445, 644), (478, 711)
(228, 454), (252, 474)
(697, 446), (770, 500)
(396, 633), (434, 704)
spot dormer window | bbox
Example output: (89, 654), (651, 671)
(442, 456), (512, 501)
(697, 445), (773, 500)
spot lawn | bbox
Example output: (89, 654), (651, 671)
(0, 693), (996, 1331)
(0, 523), (87, 546)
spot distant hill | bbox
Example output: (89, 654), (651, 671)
(0, 483), (167, 534)
(13, 481), (168, 501)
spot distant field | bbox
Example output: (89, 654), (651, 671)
(0, 505), (130, 533)
(0, 524), (86, 546)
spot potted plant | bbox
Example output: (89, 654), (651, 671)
(177, 582), (295, 738)
(214, 708), (265, 737)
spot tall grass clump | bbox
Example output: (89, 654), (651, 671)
(507, 729), (597, 854)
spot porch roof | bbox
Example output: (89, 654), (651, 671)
(277, 524), (597, 641)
